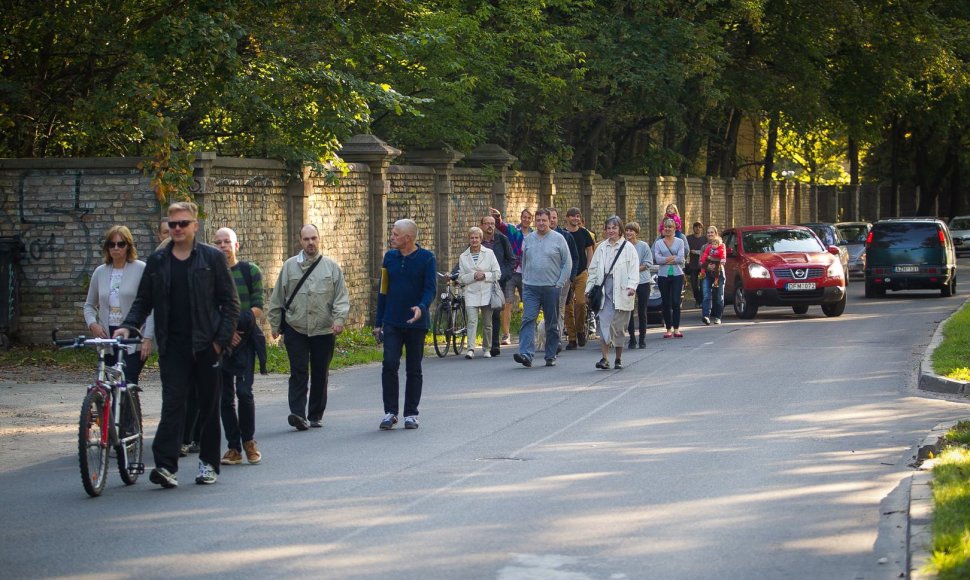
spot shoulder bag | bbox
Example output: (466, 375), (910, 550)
(587, 241), (626, 314)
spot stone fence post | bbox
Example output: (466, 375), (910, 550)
(465, 143), (517, 217)
(338, 135), (401, 324)
(402, 144), (465, 285)
(190, 152), (216, 242)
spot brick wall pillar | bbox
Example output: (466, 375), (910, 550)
(724, 178), (735, 228)
(285, 166), (312, 256)
(648, 178), (660, 233)
(702, 176), (713, 226)
(190, 152), (216, 242)
(339, 135), (401, 324)
(580, 171), (595, 220)
(848, 185), (860, 221)
(466, 142), (517, 217)
(401, 144), (465, 286)
(677, 177), (688, 219)
(615, 176), (629, 222)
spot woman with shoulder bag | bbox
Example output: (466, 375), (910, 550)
(699, 225), (726, 325)
(586, 216), (640, 370)
(457, 227), (502, 359)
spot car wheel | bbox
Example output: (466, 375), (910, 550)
(791, 305), (809, 315)
(733, 283), (758, 319)
(942, 276), (956, 297)
(821, 293), (847, 317)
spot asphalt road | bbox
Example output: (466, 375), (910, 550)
(1, 277), (969, 579)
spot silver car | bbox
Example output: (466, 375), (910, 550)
(948, 216), (970, 256)
(834, 221), (871, 279)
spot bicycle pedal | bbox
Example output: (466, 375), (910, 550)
(128, 462), (145, 475)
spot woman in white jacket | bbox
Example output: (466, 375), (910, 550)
(83, 225), (154, 384)
(585, 216), (640, 370)
(457, 227), (502, 359)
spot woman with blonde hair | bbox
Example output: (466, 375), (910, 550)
(699, 225), (727, 325)
(457, 226), (502, 358)
(83, 225), (154, 384)
(653, 218), (687, 338)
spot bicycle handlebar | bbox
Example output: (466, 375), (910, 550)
(437, 271), (459, 281)
(51, 330), (143, 349)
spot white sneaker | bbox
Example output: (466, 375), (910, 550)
(483, 350), (492, 358)
(195, 461), (217, 485)
(465, 349), (475, 359)
(713, 318), (721, 325)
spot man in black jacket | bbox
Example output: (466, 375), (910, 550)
(116, 201), (240, 488)
(481, 215), (514, 357)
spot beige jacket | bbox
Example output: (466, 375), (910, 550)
(268, 252), (350, 336)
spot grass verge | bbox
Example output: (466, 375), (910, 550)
(927, 420), (970, 579)
(0, 326), (385, 377)
(931, 300), (970, 381)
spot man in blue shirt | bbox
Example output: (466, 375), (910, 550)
(373, 219), (437, 430)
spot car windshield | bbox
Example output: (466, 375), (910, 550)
(806, 226), (835, 245)
(870, 223), (941, 249)
(836, 225), (868, 243)
(742, 230), (824, 253)
(950, 218), (970, 230)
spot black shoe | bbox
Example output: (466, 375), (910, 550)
(513, 353), (533, 368)
(639, 336), (646, 349)
(309, 420), (323, 428)
(628, 338), (636, 349)
(545, 358), (557, 367)
(288, 413), (309, 431)
(595, 358), (610, 370)
(490, 348), (501, 357)
(565, 341), (578, 350)
(614, 359), (623, 370)
(577, 333), (587, 347)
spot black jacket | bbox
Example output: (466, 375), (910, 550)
(123, 240), (240, 356)
(486, 231), (515, 285)
(556, 227), (581, 280)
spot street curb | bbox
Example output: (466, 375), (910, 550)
(918, 305), (970, 395)
(908, 421), (955, 580)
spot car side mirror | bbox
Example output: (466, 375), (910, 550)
(827, 246), (840, 255)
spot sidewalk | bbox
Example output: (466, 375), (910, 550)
(909, 304), (970, 578)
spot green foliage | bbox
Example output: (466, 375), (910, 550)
(931, 300), (970, 381)
(929, 439), (970, 578)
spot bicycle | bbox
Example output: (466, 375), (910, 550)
(432, 272), (467, 357)
(52, 331), (145, 497)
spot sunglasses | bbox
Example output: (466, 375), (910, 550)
(169, 220), (195, 230)
(106, 241), (128, 249)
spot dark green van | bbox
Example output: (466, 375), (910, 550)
(864, 218), (957, 297)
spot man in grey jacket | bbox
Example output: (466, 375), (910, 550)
(513, 209), (572, 367)
(268, 224), (350, 431)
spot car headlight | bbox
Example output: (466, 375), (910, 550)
(827, 260), (843, 277)
(748, 264), (770, 279)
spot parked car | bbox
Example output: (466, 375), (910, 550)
(948, 215), (970, 256)
(864, 218), (957, 297)
(722, 225), (847, 319)
(834, 221), (872, 279)
(800, 222), (850, 280)
(647, 266), (663, 324)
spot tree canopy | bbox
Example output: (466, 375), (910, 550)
(2, 0), (968, 210)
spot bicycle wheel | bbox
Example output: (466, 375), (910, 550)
(78, 389), (109, 497)
(451, 302), (467, 355)
(433, 302), (451, 357)
(116, 389), (143, 485)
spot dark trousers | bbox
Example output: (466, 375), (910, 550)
(221, 367), (255, 451)
(658, 275), (684, 330)
(381, 325), (426, 417)
(627, 282), (651, 338)
(154, 341), (222, 474)
(491, 308), (502, 352)
(106, 325), (145, 386)
(284, 327), (335, 422)
(688, 270), (703, 305)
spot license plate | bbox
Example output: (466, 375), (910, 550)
(894, 265), (918, 273)
(786, 282), (816, 290)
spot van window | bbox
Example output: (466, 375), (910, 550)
(949, 218), (970, 230)
(836, 224), (869, 243)
(870, 223), (940, 249)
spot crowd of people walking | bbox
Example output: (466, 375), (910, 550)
(85, 201), (725, 489)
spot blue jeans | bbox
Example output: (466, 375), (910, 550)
(381, 324), (427, 417)
(519, 284), (561, 361)
(702, 272), (725, 319)
(657, 275), (684, 330)
(221, 366), (255, 450)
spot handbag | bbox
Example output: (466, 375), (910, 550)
(587, 241), (626, 314)
(489, 281), (505, 309)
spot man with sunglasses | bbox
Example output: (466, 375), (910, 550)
(116, 201), (240, 488)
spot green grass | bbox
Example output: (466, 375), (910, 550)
(932, 301), (970, 381)
(928, 421), (970, 579)
(1, 326), (385, 377)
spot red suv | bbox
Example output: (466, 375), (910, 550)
(722, 225), (847, 319)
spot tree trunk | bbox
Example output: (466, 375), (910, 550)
(721, 108), (742, 178)
(848, 137), (859, 186)
(890, 116), (900, 216)
(763, 112), (779, 182)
